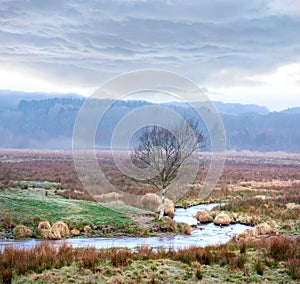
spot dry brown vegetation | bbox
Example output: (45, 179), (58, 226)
(1, 150), (299, 237)
(1, 150), (300, 202)
(1, 235), (299, 283)
(0, 149), (300, 282)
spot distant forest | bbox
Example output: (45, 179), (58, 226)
(0, 95), (300, 152)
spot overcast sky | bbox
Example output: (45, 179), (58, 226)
(1, 0), (300, 110)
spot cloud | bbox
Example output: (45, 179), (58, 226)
(0, 0), (299, 109)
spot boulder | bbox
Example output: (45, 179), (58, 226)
(194, 210), (210, 223)
(213, 212), (231, 226)
(13, 225), (32, 239)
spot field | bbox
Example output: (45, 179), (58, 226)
(0, 150), (300, 283)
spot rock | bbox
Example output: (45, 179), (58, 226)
(71, 228), (80, 236)
(194, 210), (210, 223)
(255, 222), (273, 235)
(52, 221), (70, 238)
(13, 225), (32, 239)
(213, 212), (231, 226)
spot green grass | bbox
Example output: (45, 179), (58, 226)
(0, 187), (148, 234)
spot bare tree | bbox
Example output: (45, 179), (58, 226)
(132, 118), (206, 219)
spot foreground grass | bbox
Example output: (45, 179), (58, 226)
(1, 235), (299, 283)
(0, 187), (151, 238)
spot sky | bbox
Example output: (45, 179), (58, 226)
(0, 0), (300, 111)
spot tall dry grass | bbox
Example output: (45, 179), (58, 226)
(1, 236), (299, 283)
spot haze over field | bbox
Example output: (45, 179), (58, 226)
(0, 93), (299, 152)
(0, 1), (300, 110)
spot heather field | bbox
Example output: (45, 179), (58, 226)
(0, 150), (300, 283)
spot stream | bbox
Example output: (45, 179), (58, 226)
(0, 204), (250, 251)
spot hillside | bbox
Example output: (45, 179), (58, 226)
(0, 92), (299, 152)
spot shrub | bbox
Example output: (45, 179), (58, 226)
(57, 243), (74, 267)
(174, 247), (213, 265)
(195, 268), (203, 280)
(13, 225), (32, 239)
(141, 193), (174, 218)
(158, 216), (177, 232)
(213, 213), (231, 226)
(254, 259), (265, 276)
(95, 192), (121, 203)
(255, 222), (273, 235)
(239, 240), (247, 254)
(83, 225), (92, 233)
(229, 253), (246, 270)
(79, 247), (99, 272)
(218, 247), (235, 266)
(287, 258), (300, 280)
(37, 221), (51, 231)
(71, 228), (80, 236)
(0, 268), (12, 284)
(194, 210), (210, 223)
(110, 249), (131, 267)
(135, 246), (154, 260)
(141, 193), (161, 211)
(3, 216), (12, 229)
(267, 237), (295, 261)
(177, 223), (192, 235)
(52, 221), (70, 238)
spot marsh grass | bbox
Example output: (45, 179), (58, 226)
(1, 235), (299, 283)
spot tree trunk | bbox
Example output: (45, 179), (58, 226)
(158, 190), (165, 220)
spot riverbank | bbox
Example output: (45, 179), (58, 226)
(0, 186), (160, 240)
